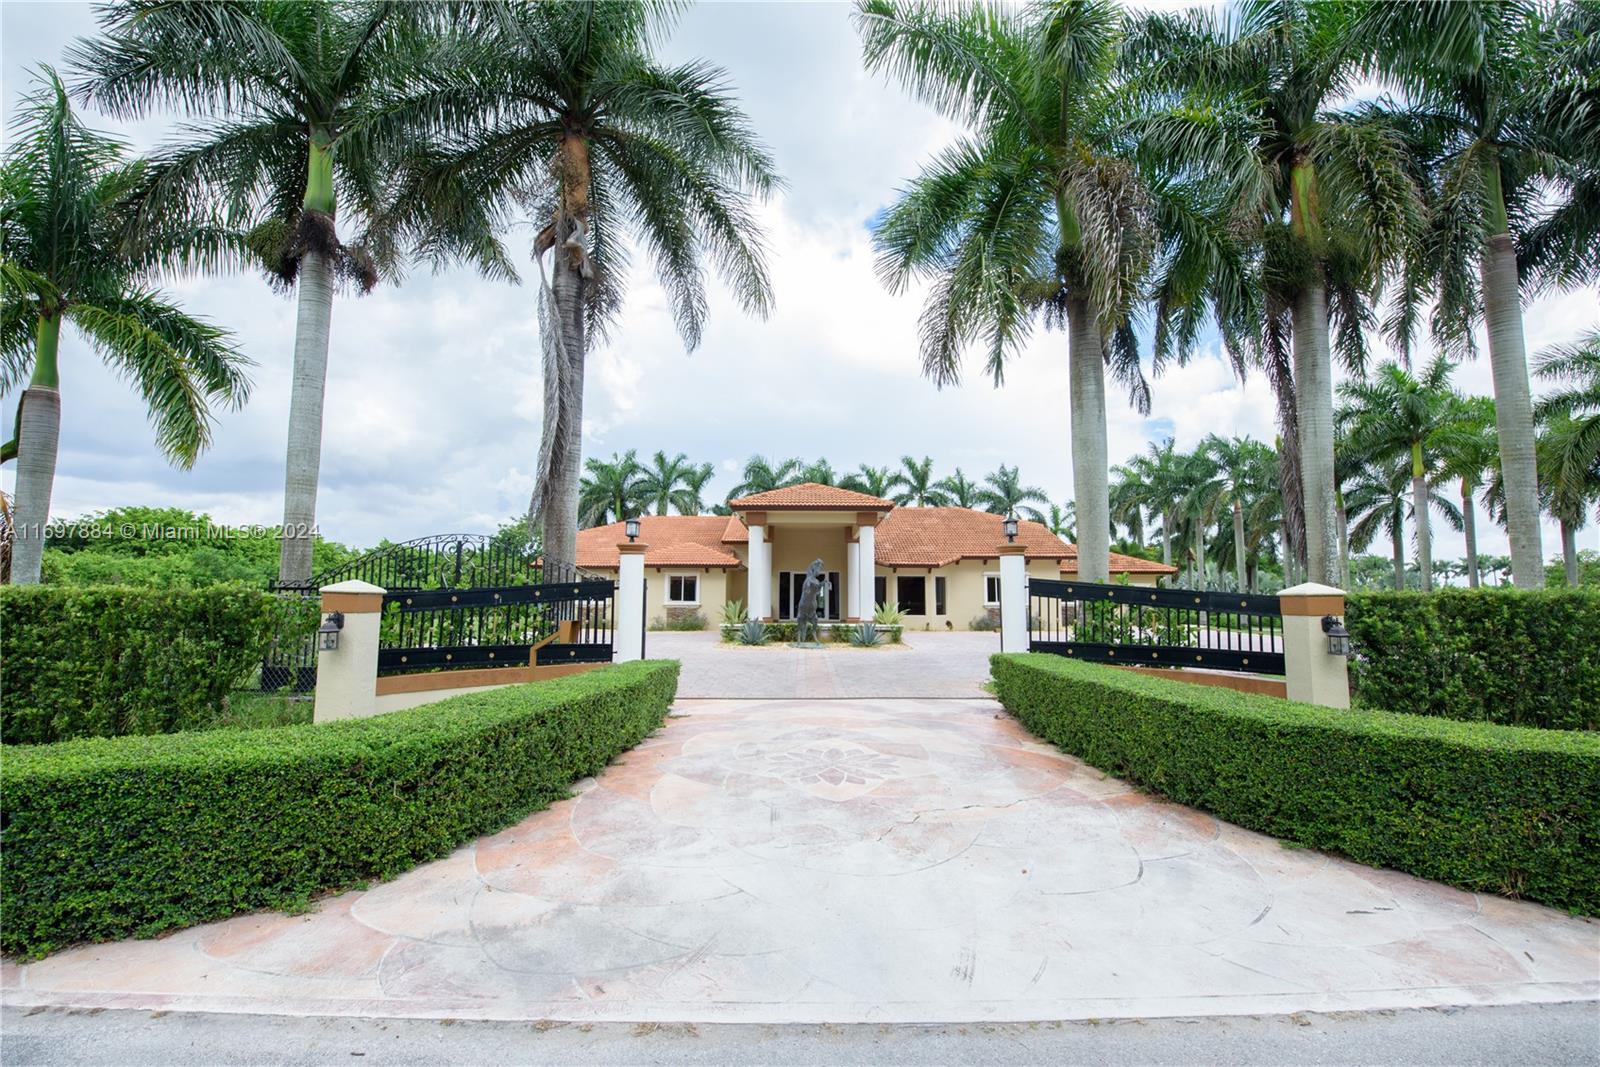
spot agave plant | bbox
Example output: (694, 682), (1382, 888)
(872, 602), (905, 626)
(722, 599), (749, 625)
(738, 620), (769, 646)
(850, 622), (883, 647)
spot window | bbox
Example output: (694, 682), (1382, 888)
(667, 574), (699, 605)
(984, 573), (1002, 606)
(935, 576), (947, 615)
(778, 571), (841, 619)
(897, 575), (927, 616)
(874, 576), (887, 609)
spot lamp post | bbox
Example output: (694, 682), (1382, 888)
(625, 517), (640, 543)
(1002, 516), (1019, 543)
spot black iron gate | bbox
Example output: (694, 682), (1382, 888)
(261, 535), (605, 690)
(379, 575), (614, 672)
(1026, 578), (1285, 675)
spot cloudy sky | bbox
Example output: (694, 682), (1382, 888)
(3, 1), (1595, 562)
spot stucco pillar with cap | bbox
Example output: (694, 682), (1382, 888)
(846, 538), (861, 621)
(616, 542), (648, 662)
(313, 579), (385, 723)
(1278, 582), (1350, 709)
(997, 544), (1029, 653)
(747, 520), (771, 621)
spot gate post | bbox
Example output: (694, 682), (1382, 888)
(313, 579), (385, 723)
(998, 543), (1028, 654)
(616, 541), (648, 662)
(1278, 582), (1350, 709)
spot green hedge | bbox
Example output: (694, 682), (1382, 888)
(0, 584), (295, 744)
(0, 660), (680, 957)
(1347, 589), (1600, 730)
(990, 654), (1600, 915)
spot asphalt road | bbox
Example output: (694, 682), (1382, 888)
(4, 1002), (1597, 1066)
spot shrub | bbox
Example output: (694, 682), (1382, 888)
(1346, 589), (1600, 730)
(0, 660), (680, 957)
(739, 619), (769, 645)
(651, 607), (708, 631)
(990, 654), (1600, 915)
(849, 622), (882, 647)
(0, 584), (298, 744)
(721, 599), (748, 625)
(872, 601), (905, 626)
(969, 612), (1000, 631)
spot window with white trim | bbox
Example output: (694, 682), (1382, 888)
(667, 574), (700, 605)
(984, 573), (1002, 606)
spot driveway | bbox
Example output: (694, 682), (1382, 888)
(6, 697), (1594, 1025)
(648, 630), (1001, 698)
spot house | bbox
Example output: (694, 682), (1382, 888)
(574, 483), (1177, 630)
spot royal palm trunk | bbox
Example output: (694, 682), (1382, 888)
(1390, 506), (1405, 590)
(538, 213), (588, 572)
(1194, 515), (1207, 588)
(1479, 160), (1543, 589)
(278, 134), (338, 587)
(1335, 493), (1350, 588)
(1560, 520), (1578, 586)
(1232, 500), (1247, 591)
(9, 314), (64, 585)
(1066, 297), (1110, 584)
(1460, 480), (1480, 588)
(1292, 283), (1339, 588)
(1410, 441), (1432, 592)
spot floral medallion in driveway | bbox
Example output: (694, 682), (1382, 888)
(5, 698), (1596, 1024)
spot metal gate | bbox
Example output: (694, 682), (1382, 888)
(1026, 578), (1285, 675)
(379, 575), (614, 672)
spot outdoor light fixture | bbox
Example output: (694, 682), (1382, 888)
(318, 611), (345, 652)
(1322, 614), (1351, 657)
(625, 518), (641, 542)
(1002, 516), (1020, 543)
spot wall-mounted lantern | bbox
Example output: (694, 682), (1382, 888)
(625, 518), (641, 542)
(1322, 614), (1351, 657)
(1002, 516), (1019, 543)
(318, 611), (345, 652)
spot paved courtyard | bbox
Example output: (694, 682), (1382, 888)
(650, 630), (1001, 698)
(5, 697), (1595, 1025)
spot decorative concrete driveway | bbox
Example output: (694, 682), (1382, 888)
(7, 697), (1595, 1025)
(650, 630), (1001, 698)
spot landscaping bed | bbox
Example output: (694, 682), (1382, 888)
(0, 660), (680, 958)
(990, 653), (1600, 915)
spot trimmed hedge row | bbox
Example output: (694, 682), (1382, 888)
(1346, 589), (1600, 731)
(0, 584), (297, 744)
(990, 654), (1600, 915)
(0, 660), (680, 957)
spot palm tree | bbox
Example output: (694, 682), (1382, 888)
(1, 71), (250, 584)
(638, 451), (694, 516)
(858, 0), (1158, 583)
(1337, 358), (1463, 590)
(1122, 438), (1186, 568)
(1202, 435), (1276, 591)
(1537, 416), (1599, 587)
(1535, 328), (1600, 498)
(728, 455), (803, 500)
(935, 467), (981, 509)
(677, 461), (717, 516)
(1046, 501), (1075, 541)
(1356, 1), (1597, 587)
(73, 1), (468, 586)
(842, 464), (902, 499)
(389, 2), (779, 571)
(800, 458), (839, 487)
(1348, 456), (1462, 591)
(577, 451), (646, 527)
(1108, 462), (1148, 546)
(976, 465), (1048, 523)
(1174, 446), (1223, 588)
(1436, 395), (1499, 587)
(893, 455), (948, 506)
(1129, 0), (1423, 587)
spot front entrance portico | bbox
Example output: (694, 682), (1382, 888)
(730, 485), (895, 623)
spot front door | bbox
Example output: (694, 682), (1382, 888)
(778, 570), (840, 620)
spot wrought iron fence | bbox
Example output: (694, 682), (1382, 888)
(379, 577), (614, 672)
(1027, 578), (1285, 675)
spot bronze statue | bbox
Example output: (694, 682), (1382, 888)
(794, 558), (830, 645)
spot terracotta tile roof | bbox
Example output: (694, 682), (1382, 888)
(1061, 549), (1178, 575)
(729, 482), (896, 510)
(721, 515), (748, 543)
(575, 516), (743, 569)
(874, 508), (1071, 567)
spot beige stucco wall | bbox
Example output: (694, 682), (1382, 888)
(643, 567), (729, 628)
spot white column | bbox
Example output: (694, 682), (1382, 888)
(616, 543), (647, 662)
(846, 539), (860, 620)
(858, 524), (877, 616)
(1278, 582), (1350, 709)
(313, 579), (384, 723)
(747, 524), (771, 620)
(998, 545), (1028, 654)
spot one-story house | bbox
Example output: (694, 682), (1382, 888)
(575, 483), (1176, 630)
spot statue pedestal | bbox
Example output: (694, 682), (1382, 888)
(789, 641), (826, 650)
